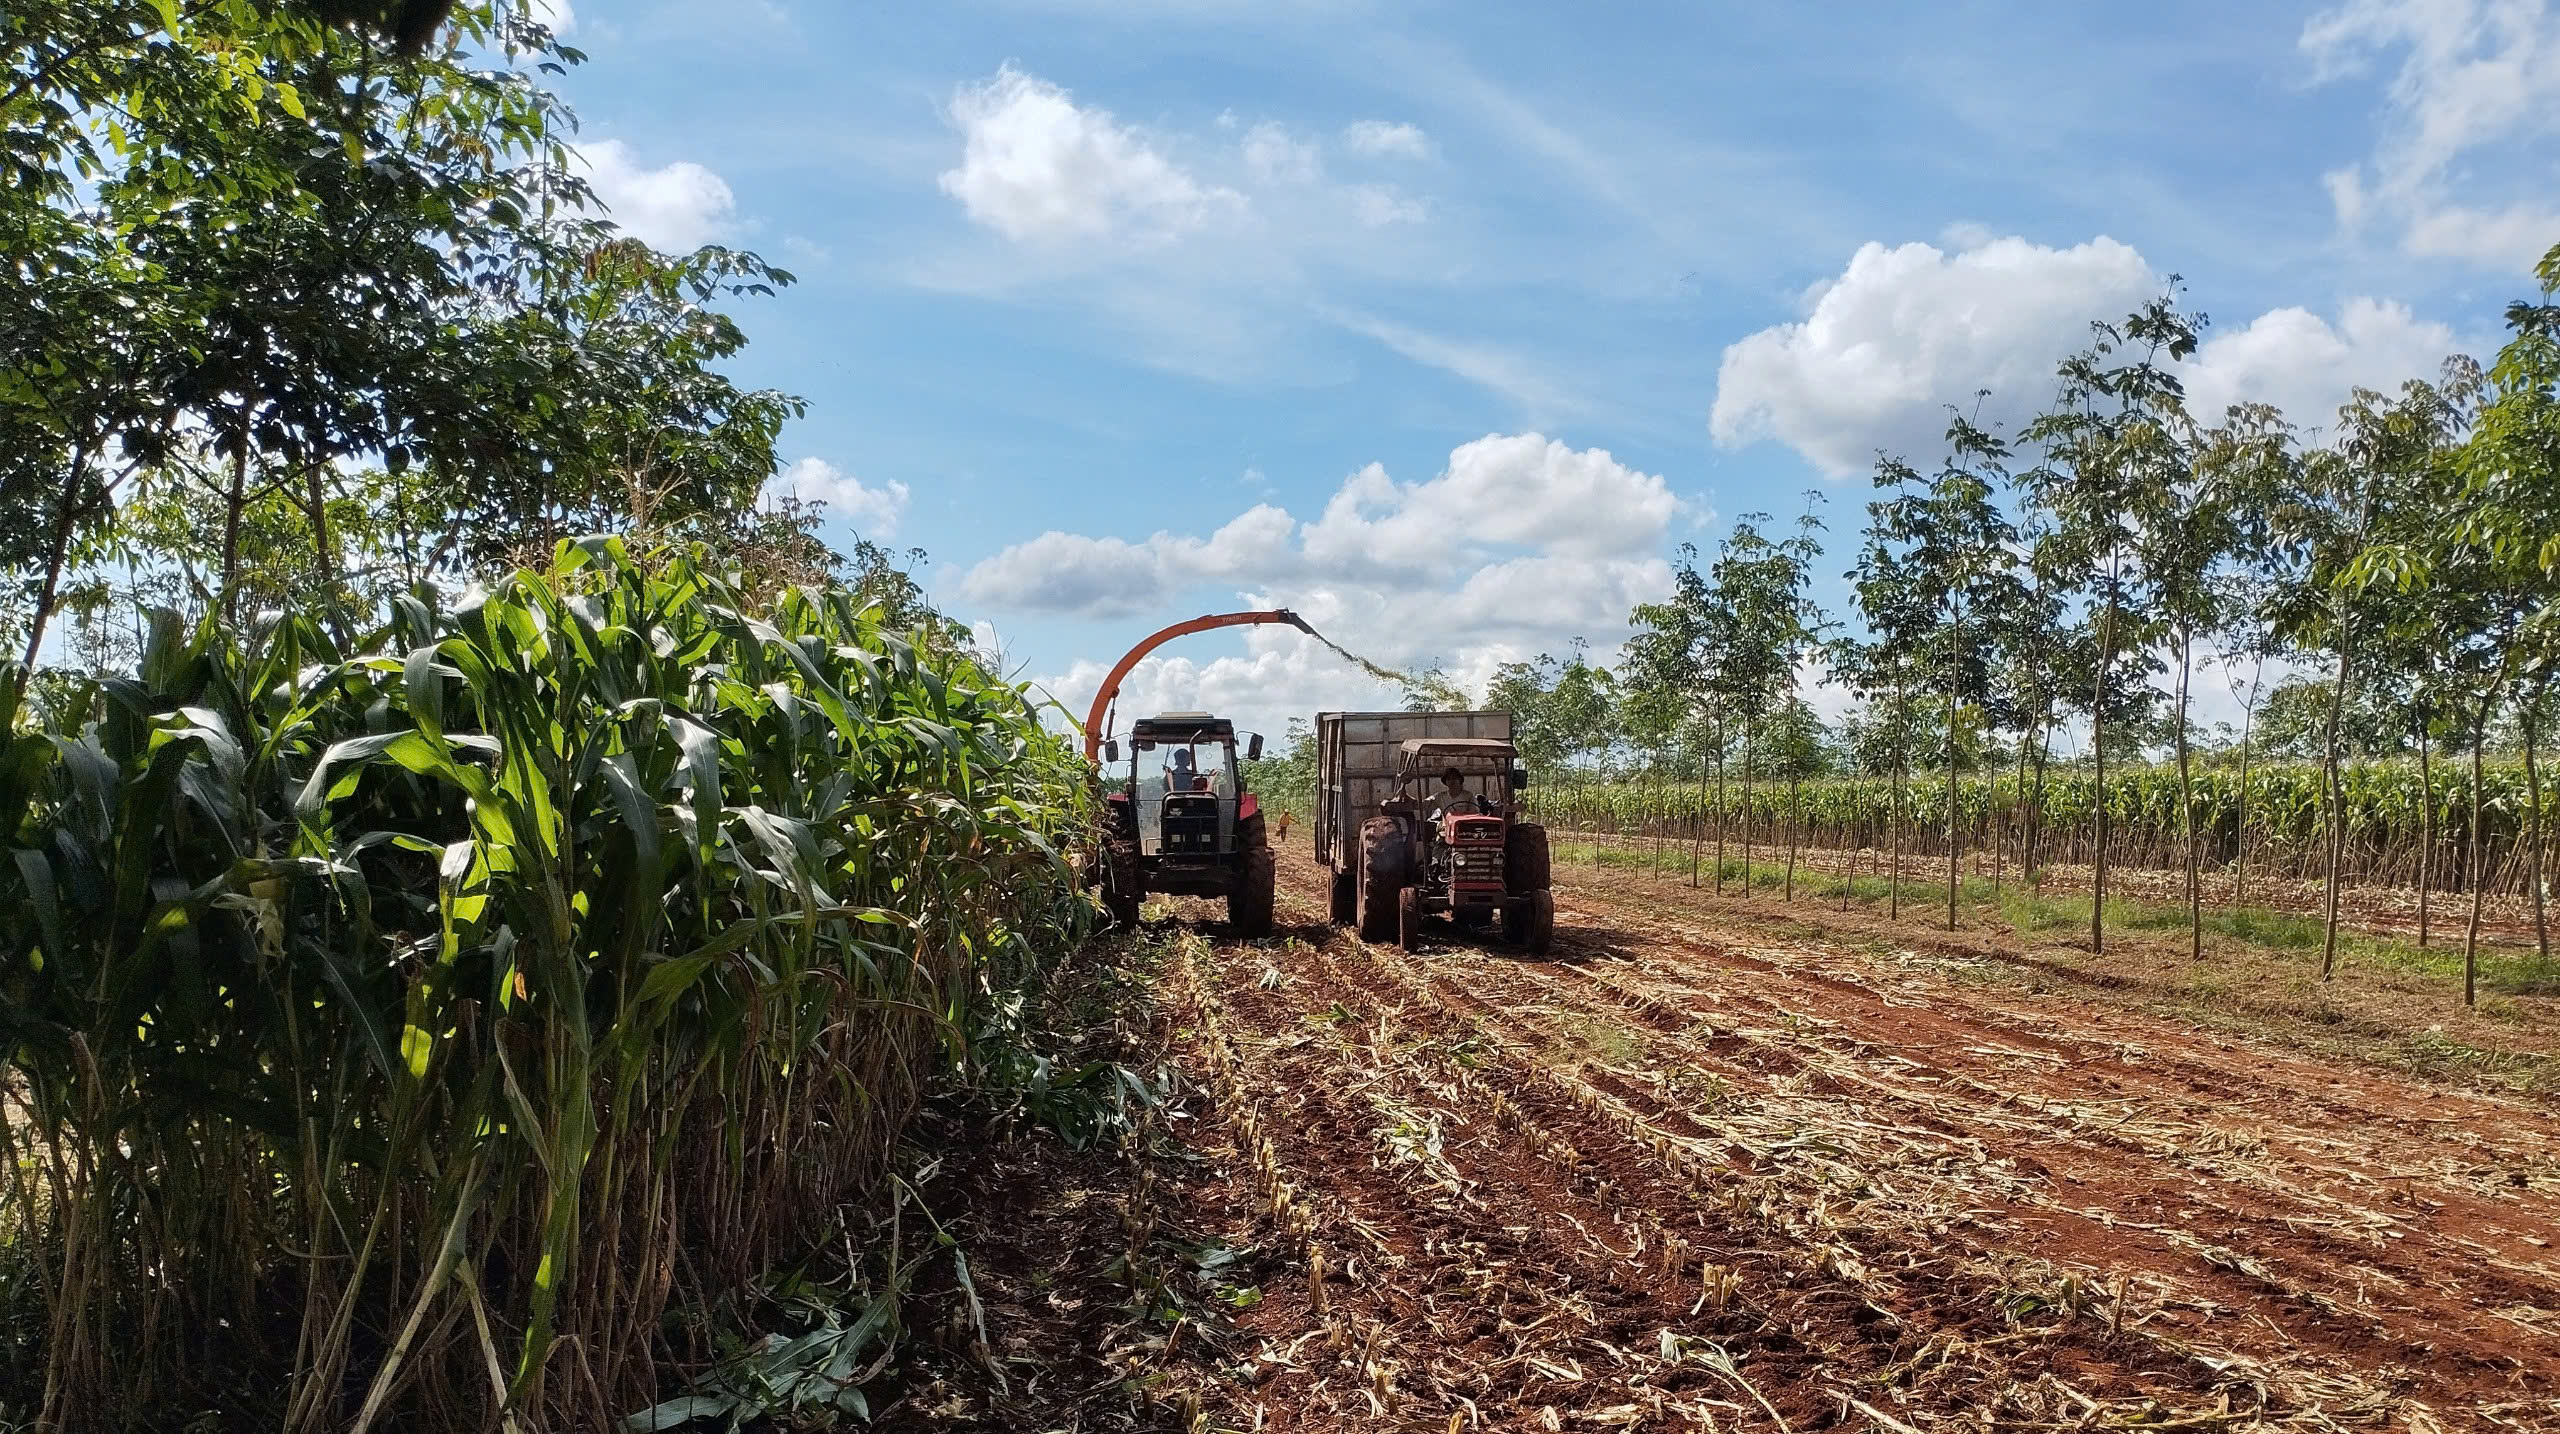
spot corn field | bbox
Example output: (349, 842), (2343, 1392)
(1530, 757), (2558, 896)
(0, 541), (1089, 1431)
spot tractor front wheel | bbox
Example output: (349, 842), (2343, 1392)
(1502, 889), (1556, 953)
(1230, 849), (1276, 937)
(1397, 886), (1422, 950)
(1357, 817), (1406, 942)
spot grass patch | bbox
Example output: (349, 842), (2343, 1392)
(1549, 1007), (1647, 1067)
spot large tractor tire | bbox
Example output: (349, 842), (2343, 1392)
(1502, 890), (1556, 955)
(1328, 870), (1357, 926)
(1229, 848), (1276, 937)
(1397, 886), (1422, 950)
(1357, 817), (1406, 942)
(1506, 822), (1552, 896)
(1237, 808), (1268, 852)
(1102, 839), (1143, 929)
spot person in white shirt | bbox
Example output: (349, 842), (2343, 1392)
(1432, 766), (1480, 816)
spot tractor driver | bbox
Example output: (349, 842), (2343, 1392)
(1432, 766), (1483, 817)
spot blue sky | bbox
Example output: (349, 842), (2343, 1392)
(538, 0), (2560, 744)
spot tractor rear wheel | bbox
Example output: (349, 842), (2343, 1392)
(1102, 839), (1143, 929)
(1230, 849), (1276, 936)
(1506, 822), (1552, 896)
(1524, 890), (1555, 954)
(1357, 817), (1405, 942)
(1328, 870), (1357, 925)
(1397, 886), (1422, 950)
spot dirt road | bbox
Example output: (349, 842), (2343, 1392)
(1140, 846), (2560, 1433)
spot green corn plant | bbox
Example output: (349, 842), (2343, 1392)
(0, 539), (1088, 1432)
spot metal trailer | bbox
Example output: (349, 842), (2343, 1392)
(1314, 710), (1514, 880)
(1310, 706), (1525, 932)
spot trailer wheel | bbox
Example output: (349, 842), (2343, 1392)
(1328, 870), (1357, 926)
(1229, 848), (1276, 937)
(1397, 886), (1422, 950)
(1357, 817), (1405, 942)
(1506, 822), (1551, 895)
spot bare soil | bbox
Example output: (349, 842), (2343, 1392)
(910, 844), (2560, 1432)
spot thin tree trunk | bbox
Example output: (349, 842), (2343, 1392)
(2233, 659), (2261, 908)
(220, 412), (253, 627)
(2092, 597), (2113, 953)
(2466, 689), (2493, 1008)
(1786, 758), (1801, 901)
(21, 442), (91, 668)
(2528, 691), (2549, 966)
(2028, 712), (2051, 887)
(1946, 685), (1960, 931)
(2417, 702), (2433, 948)
(2319, 632), (2355, 981)
(2177, 624), (2200, 961)
(1842, 806), (1856, 911)
(1889, 694), (1905, 920)
(1691, 746), (1707, 887)
(1712, 732), (1727, 895)
(304, 460), (337, 604)
(1740, 717), (1754, 898)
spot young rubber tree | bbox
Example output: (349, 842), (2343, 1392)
(1845, 460), (1934, 918)
(2314, 363), (2483, 983)
(1871, 414), (2029, 929)
(1712, 503), (1826, 899)
(2023, 294), (2198, 953)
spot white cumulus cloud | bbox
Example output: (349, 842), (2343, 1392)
(579, 140), (734, 252)
(768, 458), (910, 536)
(2304, 0), (2560, 271)
(2183, 298), (2464, 433)
(974, 435), (1691, 741)
(1711, 235), (2160, 476)
(1712, 233), (2473, 474)
(939, 65), (1243, 245)
(1341, 120), (1433, 159)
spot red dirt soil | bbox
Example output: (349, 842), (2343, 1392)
(1097, 844), (2560, 1433)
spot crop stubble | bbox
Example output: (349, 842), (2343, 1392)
(1140, 845), (2560, 1432)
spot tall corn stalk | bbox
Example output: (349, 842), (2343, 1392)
(0, 541), (1087, 1431)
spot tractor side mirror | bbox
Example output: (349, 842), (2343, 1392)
(1247, 733), (1264, 761)
(1507, 766), (1529, 791)
(1103, 740), (1120, 764)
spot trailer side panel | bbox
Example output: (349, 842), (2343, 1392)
(1315, 710), (1513, 874)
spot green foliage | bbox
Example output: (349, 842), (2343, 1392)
(0, 541), (1088, 1430)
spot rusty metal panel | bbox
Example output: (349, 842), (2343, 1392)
(1316, 711), (1513, 872)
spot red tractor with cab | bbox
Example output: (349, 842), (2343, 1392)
(1096, 712), (1275, 935)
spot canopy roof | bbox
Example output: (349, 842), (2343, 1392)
(1397, 737), (1518, 760)
(1134, 712), (1234, 739)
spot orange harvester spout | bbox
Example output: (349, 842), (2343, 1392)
(1081, 609), (1312, 763)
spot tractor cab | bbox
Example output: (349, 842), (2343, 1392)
(1116, 713), (1247, 857)
(1096, 713), (1274, 933)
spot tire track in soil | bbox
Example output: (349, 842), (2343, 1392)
(1158, 864), (2425, 1431)
(1539, 881), (2560, 1251)
(1506, 860), (2560, 1429)
(1338, 925), (2431, 1428)
(1163, 848), (2560, 1433)
(1472, 933), (2558, 1418)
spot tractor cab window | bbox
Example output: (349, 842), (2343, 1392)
(1133, 737), (1237, 856)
